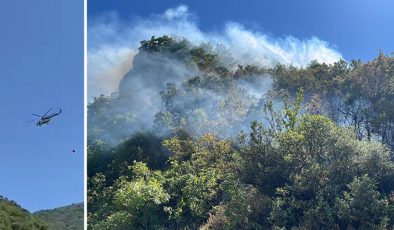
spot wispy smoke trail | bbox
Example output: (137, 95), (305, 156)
(88, 5), (342, 99)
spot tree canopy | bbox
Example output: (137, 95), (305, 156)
(88, 35), (394, 229)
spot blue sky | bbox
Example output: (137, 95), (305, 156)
(0, 1), (83, 212)
(88, 0), (394, 62)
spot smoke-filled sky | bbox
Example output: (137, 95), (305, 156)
(88, 0), (394, 99)
(0, 0), (83, 212)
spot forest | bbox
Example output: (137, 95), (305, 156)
(88, 36), (394, 229)
(0, 195), (48, 230)
(34, 203), (84, 230)
(0, 196), (82, 230)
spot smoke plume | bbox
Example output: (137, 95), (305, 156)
(88, 5), (342, 99)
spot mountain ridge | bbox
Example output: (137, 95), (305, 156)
(0, 195), (48, 230)
(33, 202), (83, 230)
(0, 195), (83, 230)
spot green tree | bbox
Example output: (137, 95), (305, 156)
(98, 162), (169, 230)
(336, 175), (389, 229)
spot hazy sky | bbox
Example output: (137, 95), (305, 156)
(87, 0), (394, 99)
(89, 0), (394, 62)
(0, 0), (83, 212)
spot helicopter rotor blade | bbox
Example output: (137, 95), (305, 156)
(42, 108), (53, 117)
(52, 107), (62, 116)
(32, 113), (42, 117)
(27, 118), (39, 123)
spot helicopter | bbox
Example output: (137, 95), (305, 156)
(31, 107), (62, 127)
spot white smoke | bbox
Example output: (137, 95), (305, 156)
(88, 4), (342, 99)
(88, 46), (134, 98)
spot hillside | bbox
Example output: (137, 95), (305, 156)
(88, 36), (394, 229)
(0, 195), (48, 230)
(34, 203), (83, 230)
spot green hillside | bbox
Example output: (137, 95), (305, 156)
(34, 203), (83, 230)
(88, 36), (394, 229)
(0, 196), (48, 230)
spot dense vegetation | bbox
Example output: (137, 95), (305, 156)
(33, 203), (84, 230)
(88, 36), (394, 229)
(0, 195), (48, 230)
